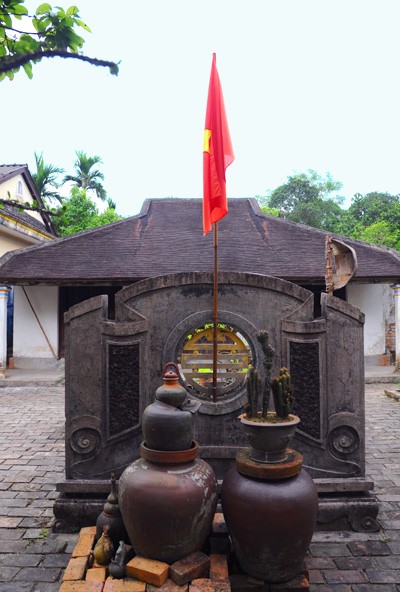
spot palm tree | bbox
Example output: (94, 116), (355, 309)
(63, 150), (107, 200)
(31, 152), (64, 205)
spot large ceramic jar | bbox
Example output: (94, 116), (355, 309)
(119, 442), (218, 563)
(221, 450), (318, 583)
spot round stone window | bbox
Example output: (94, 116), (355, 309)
(177, 323), (252, 400)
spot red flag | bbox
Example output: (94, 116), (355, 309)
(203, 53), (234, 235)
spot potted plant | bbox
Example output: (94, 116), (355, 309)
(239, 330), (300, 463)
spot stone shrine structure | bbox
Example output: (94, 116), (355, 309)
(54, 271), (378, 533)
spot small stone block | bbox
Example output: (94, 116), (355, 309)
(126, 556), (169, 586)
(209, 555), (229, 581)
(269, 574), (309, 591)
(148, 579), (189, 592)
(170, 552), (210, 585)
(86, 566), (107, 582)
(59, 582), (104, 592)
(190, 578), (231, 592)
(212, 514), (228, 536)
(62, 556), (88, 581)
(72, 533), (96, 557)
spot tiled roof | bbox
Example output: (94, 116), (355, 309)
(0, 198), (399, 285)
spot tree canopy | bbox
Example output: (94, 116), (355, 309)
(0, 1), (118, 81)
(31, 151), (64, 205)
(258, 172), (400, 251)
(63, 150), (107, 200)
(28, 151), (125, 236)
(259, 170), (345, 232)
(52, 187), (123, 236)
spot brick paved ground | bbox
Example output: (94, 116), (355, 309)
(0, 386), (77, 592)
(0, 382), (400, 591)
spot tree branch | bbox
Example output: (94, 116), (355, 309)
(0, 198), (61, 216)
(0, 49), (119, 75)
(1, 24), (41, 36)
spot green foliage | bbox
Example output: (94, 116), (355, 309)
(63, 150), (107, 200)
(31, 151), (64, 205)
(53, 187), (123, 236)
(259, 170), (345, 232)
(0, 1), (118, 80)
(355, 220), (400, 250)
(337, 192), (400, 251)
(258, 172), (400, 252)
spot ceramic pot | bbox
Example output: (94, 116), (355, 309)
(142, 400), (194, 451)
(142, 362), (200, 451)
(239, 413), (300, 463)
(119, 441), (218, 563)
(221, 458), (318, 582)
(95, 474), (129, 549)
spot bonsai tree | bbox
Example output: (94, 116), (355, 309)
(244, 331), (295, 421)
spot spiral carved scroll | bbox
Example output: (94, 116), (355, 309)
(70, 427), (101, 456)
(329, 425), (360, 455)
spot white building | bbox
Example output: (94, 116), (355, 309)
(0, 165), (55, 373)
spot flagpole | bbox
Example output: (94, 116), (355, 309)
(212, 221), (219, 403)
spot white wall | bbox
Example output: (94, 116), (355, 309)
(347, 283), (392, 356)
(13, 286), (58, 360)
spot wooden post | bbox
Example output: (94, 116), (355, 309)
(325, 235), (334, 296)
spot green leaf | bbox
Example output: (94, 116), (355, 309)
(66, 5), (79, 16)
(1, 13), (12, 27)
(36, 3), (51, 15)
(22, 61), (33, 79)
(76, 19), (90, 32)
(12, 4), (28, 15)
(18, 34), (41, 51)
(33, 16), (51, 32)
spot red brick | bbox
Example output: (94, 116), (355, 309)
(59, 581), (104, 592)
(190, 578), (231, 592)
(80, 526), (97, 536)
(72, 533), (96, 558)
(126, 556), (169, 586)
(86, 567), (107, 582)
(62, 556), (88, 581)
(104, 578), (146, 592)
(148, 579), (189, 592)
(170, 552), (210, 585)
(209, 555), (229, 582)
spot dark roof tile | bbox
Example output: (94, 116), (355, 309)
(0, 198), (398, 284)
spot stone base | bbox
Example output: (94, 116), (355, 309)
(317, 493), (380, 532)
(53, 485), (380, 535)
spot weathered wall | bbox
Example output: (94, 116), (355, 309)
(63, 272), (366, 488)
(347, 283), (393, 358)
(13, 285), (58, 362)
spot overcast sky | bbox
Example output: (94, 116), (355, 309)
(1, 1), (400, 217)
